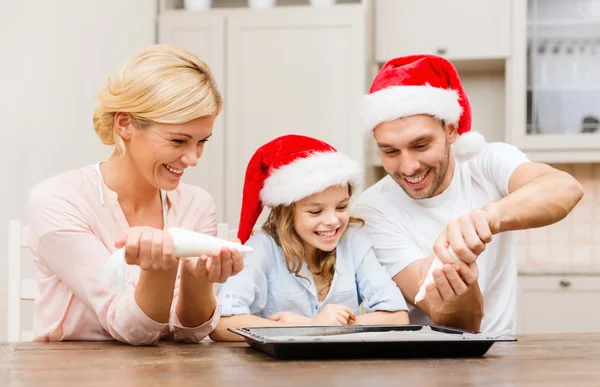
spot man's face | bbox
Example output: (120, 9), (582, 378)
(374, 114), (457, 200)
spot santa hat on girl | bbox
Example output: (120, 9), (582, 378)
(237, 135), (363, 244)
(361, 54), (485, 159)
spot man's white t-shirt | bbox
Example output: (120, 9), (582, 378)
(353, 142), (530, 333)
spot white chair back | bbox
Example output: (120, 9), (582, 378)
(7, 220), (36, 341)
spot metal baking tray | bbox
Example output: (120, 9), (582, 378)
(228, 324), (516, 359)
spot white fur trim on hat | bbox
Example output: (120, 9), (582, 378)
(361, 84), (462, 132)
(260, 151), (363, 207)
(451, 131), (486, 160)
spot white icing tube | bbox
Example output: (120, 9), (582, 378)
(168, 227), (254, 256)
(97, 227), (253, 293)
(414, 247), (459, 304)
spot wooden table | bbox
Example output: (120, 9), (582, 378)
(1, 333), (599, 387)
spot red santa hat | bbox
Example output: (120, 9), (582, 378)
(237, 134), (363, 244)
(361, 54), (485, 159)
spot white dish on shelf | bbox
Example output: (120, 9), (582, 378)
(248, 0), (276, 8)
(578, 0), (600, 19)
(310, 0), (336, 6)
(184, 0), (212, 10)
(529, 0), (592, 21)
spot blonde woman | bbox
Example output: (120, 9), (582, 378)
(210, 135), (409, 342)
(27, 45), (243, 345)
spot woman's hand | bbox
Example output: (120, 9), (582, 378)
(181, 243), (244, 283)
(115, 227), (178, 272)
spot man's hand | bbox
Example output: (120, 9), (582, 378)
(433, 208), (498, 265)
(419, 258), (479, 302)
(418, 257), (483, 332)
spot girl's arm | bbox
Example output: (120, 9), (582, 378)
(355, 239), (411, 320)
(209, 232), (275, 341)
(210, 314), (298, 342)
(352, 310), (409, 326)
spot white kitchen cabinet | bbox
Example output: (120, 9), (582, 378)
(507, 0), (600, 162)
(517, 275), (600, 334)
(225, 6), (366, 227)
(159, 5), (366, 226)
(159, 13), (227, 221)
(374, 0), (511, 62)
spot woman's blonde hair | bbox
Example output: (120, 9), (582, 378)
(93, 44), (222, 155)
(262, 185), (364, 296)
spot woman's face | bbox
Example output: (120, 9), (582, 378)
(120, 114), (216, 191)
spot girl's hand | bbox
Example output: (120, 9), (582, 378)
(311, 304), (356, 326)
(115, 227), (178, 271)
(269, 311), (313, 325)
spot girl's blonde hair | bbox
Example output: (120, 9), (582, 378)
(93, 44), (222, 155)
(262, 185), (364, 295)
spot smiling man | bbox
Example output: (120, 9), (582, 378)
(353, 55), (584, 333)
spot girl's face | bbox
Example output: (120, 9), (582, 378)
(118, 114), (216, 191)
(293, 185), (351, 256)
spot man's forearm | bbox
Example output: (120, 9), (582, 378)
(484, 168), (583, 234)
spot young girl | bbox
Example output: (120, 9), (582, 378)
(210, 135), (409, 341)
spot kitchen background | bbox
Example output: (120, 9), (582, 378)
(1, 0), (599, 340)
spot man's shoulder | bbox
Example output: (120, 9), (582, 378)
(355, 175), (395, 208)
(353, 176), (411, 231)
(462, 141), (530, 192)
(466, 141), (528, 170)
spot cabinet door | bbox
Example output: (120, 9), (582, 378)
(506, 0), (600, 161)
(158, 13), (227, 221)
(375, 0), (511, 62)
(225, 6), (366, 228)
(517, 275), (600, 334)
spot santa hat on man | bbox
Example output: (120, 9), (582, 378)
(237, 135), (363, 244)
(361, 54), (485, 159)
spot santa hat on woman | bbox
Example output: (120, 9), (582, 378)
(361, 54), (485, 159)
(237, 135), (363, 244)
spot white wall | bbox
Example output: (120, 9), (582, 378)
(461, 69), (506, 143)
(0, 1), (156, 340)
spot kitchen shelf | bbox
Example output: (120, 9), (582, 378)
(528, 20), (600, 27)
(160, 0), (362, 12)
(528, 85), (600, 91)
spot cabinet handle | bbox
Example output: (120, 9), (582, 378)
(436, 48), (447, 55)
(559, 280), (571, 287)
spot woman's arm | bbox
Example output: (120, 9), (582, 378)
(170, 196), (220, 342)
(174, 273), (217, 328)
(29, 193), (173, 345)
